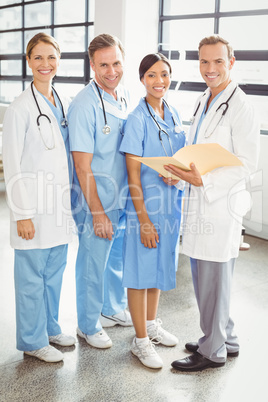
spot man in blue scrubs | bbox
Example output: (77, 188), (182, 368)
(68, 34), (132, 349)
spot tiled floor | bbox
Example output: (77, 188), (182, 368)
(0, 180), (267, 402)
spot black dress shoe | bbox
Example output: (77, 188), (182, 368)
(171, 352), (225, 372)
(185, 342), (239, 357)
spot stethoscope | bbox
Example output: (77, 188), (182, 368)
(31, 81), (68, 150)
(145, 98), (182, 156)
(93, 80), (127, 135)
(190, 86), (237, 138)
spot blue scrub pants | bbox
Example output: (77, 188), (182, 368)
(75, 208), (127, 335)
(190, 257), (239, 363)
(14, 244), (68, 351)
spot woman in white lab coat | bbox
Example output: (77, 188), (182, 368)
(3, 33), (75, 363)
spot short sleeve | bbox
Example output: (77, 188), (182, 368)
(68, 100), (96, 154)
(119, 110), (145, 156)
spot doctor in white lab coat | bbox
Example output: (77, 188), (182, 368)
(165, 35), (260, 371)
(3, 33), (75, 363)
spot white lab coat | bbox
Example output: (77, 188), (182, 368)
(3, 85), (73, 250)
(182, 81), (260, 262)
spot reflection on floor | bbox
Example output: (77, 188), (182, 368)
(0, 181), (268, 402)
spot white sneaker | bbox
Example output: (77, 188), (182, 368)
(24, 345), (64, 362)
(77, 327), (112, 349)
(100, 310), (133, 327)
(49, 333), (76, 347)
(147, 319), (178, 346)
(131, 337), (163, 369)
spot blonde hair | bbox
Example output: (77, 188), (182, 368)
(26, 32), (61, 58)
(198, 35), (234, 60)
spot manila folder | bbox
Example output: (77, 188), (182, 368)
(131, 143), (243, 179)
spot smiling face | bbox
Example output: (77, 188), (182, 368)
(141, 60), (171, 102)
(90, 45), (124, 97)
(199, 42), (235, 96)
(27, 41), (60, 85)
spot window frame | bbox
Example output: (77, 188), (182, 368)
(0, 0), (93, 98)
(158, 1), (268, 94)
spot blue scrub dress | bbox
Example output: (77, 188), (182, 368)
(14, 91), (70, 351)
(119, 98), (185, 291)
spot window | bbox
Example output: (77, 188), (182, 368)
(159, 0), (268, 131)
(24, 3), (51, 28)
(0, 0), (95, 103)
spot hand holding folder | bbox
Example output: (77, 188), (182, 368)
(130, 143), (243, 180)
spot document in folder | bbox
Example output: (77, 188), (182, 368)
(131, 143), (243, 180)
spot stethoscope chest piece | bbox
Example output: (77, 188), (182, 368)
(174, 125), (182, 134)
(102, 125), (111, 135)
(61, 118), (68, 128)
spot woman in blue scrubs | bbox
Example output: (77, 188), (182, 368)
(3, 33), (75, 362)
(119, 53), (185, 368)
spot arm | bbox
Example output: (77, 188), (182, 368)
(3, 105), (36, 239)
(126, 154), (159, 248)
(72, 151), (114, 240)
(200, 95), (259, 204)
(165, 93), (259, 200)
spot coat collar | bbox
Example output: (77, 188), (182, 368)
(26, 83), (68, 120)
(189, 81), (237, 143)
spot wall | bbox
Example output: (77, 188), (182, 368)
(94, 0), (159, 106)
(243, 134), (268, 240)
(0, 103), (9, 180)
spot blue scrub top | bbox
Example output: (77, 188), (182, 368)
(120, 97), (186, 191)
(68, 82), (130, 213)
(40, 90), (72, 183)
(40, 90), (69, 151)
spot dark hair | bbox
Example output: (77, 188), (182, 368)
(88, 33), (125, 61)
(198, 35), (234, 60)
(139, 53), (172, 81)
